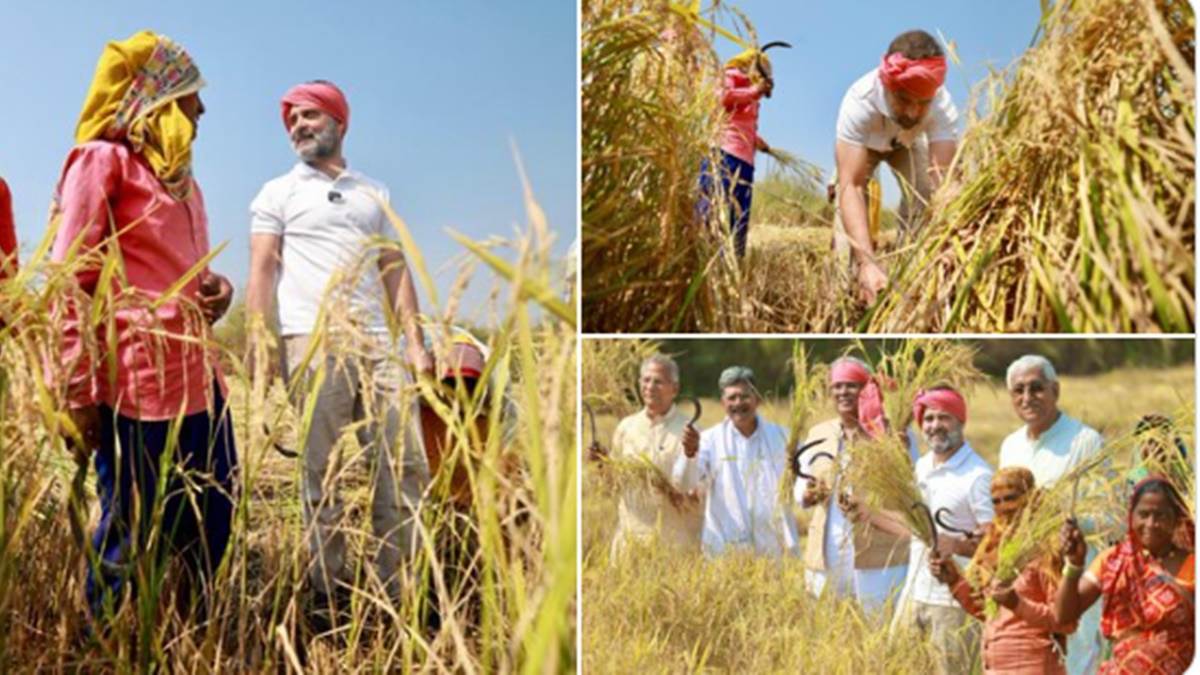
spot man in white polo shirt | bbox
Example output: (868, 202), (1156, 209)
(244, 80), (433, 615)
(894, 386), (992, 675)
(673, 366), (799, 557)
(609, 354), (703, 555)
(833, 29), (959, 304)
(998, 354), (1104, 674)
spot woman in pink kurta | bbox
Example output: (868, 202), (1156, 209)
(51, 30), (237, 623)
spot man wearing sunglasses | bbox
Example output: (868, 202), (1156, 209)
(998, 354), (1104, 674)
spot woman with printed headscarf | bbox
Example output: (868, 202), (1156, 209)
(696, 47), (775, 258)
(49, 31), (237, 622)
(1056, 476), (1195, 674)
(929, 467), (1077, 674)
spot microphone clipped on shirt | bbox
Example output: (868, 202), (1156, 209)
(328, 190), (344, 203)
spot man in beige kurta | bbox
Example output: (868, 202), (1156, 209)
(795, 357), (914, 613)
(610, 354), (703, 554)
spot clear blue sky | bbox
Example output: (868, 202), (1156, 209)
(705, 1), (1044, 206)
(1, 2), (575, 319)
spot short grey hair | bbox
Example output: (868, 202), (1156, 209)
(1006, 354), (1058, 389)
(640, 353), (679, 384)
(718, 365), (756, 392)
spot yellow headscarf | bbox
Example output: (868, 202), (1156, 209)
(725, 48), (771, 82)
(74, 31), (205, 200)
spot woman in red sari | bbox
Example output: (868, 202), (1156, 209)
(1056, 476), (1194, 674)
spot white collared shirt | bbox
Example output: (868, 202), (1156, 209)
(836, 69), (959, 153)
(673, 416), (799, 557)
(906, 441), (994, 607)
(999, 412), (1104, 487)
(250, 163), (393, 336)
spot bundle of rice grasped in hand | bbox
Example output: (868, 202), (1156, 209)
(868, 0), (1194, 333)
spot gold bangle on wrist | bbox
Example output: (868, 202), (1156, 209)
(1062, 561), (1083, 578)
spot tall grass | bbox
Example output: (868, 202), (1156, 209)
(583, 0), (1194, 333)
(867, 0), (1195, 332)
(581, 339), (1194, 671)
(0, 172), (575, 671)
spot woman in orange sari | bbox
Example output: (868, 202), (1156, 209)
(930, 466), (1076, 674)
(1056, 476), (1194, 674)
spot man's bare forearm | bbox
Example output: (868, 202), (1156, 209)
(838, 183), (875, 265)
(379, 250), (424, 347)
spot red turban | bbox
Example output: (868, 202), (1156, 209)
(878, 52), (947, 100)
(831, 360), (889, 440)
(280, 81), (350, 135)
(913, 388), (967, 426)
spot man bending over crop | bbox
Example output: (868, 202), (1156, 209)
(833, 29), (959, 304)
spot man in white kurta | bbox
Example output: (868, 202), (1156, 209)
(610, 354), (703, 555)
(673, 366), (799, 557)
(895, 387), (993, 675)
(998, 355), (1104, 675)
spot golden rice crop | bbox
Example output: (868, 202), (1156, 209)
(583, 0), (1194, 334)
(866, 0), (1194, 333)
(0, 176), (575, 672)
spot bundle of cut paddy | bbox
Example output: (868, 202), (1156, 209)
(582, 1), (750, 333)
(868, 0), (1195, 333)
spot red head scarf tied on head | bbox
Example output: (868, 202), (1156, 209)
(831, 359), (890, 440)
(879, 52), (947, 100)
(912, 387), (967, 426)
(280, 81), (350, 135)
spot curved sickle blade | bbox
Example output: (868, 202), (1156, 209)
(687, 397), (702, 426)
(912, 501), (938, 551)
(934, 507), (973, 538)
(760, 40), (792, 51)
(583, 401), (598, 447)
(263, 422), (299, 459)
(791, 438), (829, 480)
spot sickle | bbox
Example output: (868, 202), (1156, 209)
(791, 438), (830, 480)
(686, 397), (702, 426)
(760, 40), (792, 52)
(263, 422), (299, 459)
(912, 501), (938, 551)
(934, 507), (974, 538)
(583, 401), (599, 447)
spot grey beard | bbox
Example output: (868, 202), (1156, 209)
(927, 428), (964, 455)
(293, 124), (340, 162)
